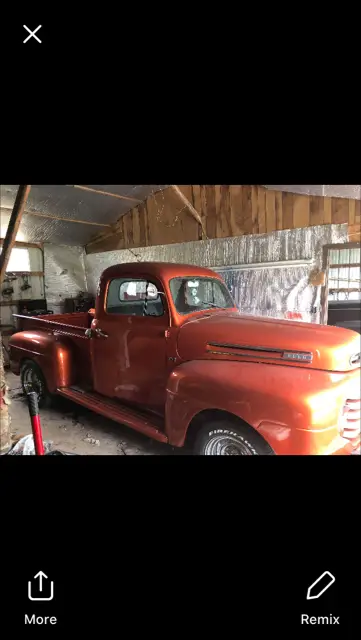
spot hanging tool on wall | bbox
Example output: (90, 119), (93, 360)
(3, 273), (18, 282)
(1, 286), (14, 297)
(20, 274), (32, 291)
(2, 273), (17, 297)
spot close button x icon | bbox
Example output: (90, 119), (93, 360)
(23, 25), (42, 43)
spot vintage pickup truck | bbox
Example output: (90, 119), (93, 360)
(9, 262), (361, 455)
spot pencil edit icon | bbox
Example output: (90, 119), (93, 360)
(306, 571), (336, 600)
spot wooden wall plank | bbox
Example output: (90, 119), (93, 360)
(265, 189), (276, 232)
(309, 195), (325, 226)
(348, 224), (361, 242)
(205, 185), (217, 238)
(230, 185), (244, 235)
(293, 194), (310, 228)
(215, 185), (221, 225)
(138, 201), (149, 247)
(217, 186), (232, 238)
(85, 184), (361, 254)
(354, 198), (360, 223)
(323, 197), (332, 224)
(348, 199), (356, 225)
(199, 186), (208, 239)
(282, 192), (294, 229)
(241, 186), (253, 234)
(147, 187), (199, 247)
(123, 210), (134, 247)
(131, 208), (140, 248)
(192, 185), (203, 240)
(331, 197), (349, 223)
(257, 186), (267, 234)
(275, 191), (283, 230)
(251, 186), (259, 233)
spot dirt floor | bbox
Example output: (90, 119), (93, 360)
(6, 372), (174, 455)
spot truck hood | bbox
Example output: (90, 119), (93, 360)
(176, 311), (361, 373)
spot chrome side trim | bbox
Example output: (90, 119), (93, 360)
(208, 341), (313, 362)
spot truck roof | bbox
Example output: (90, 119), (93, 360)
(100, 262), (222, 281)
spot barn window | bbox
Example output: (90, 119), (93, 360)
(328, 247), (361, 301)
(4, 247), (31, 272)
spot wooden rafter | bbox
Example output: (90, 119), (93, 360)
(1, 206), (110, 228)
(69, 184), (143, 204)
(0, 186), (31, 285)
(0, 240), (42, 249)
(171, 185), (207, 238)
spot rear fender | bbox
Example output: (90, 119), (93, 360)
(9, 331), (76, 392)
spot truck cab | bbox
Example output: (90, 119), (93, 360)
(9, 262), (361, 455)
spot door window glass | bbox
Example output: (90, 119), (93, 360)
(106, 278), (164, 316)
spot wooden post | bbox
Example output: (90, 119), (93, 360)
(0, 185), (31, 285)
(171, 185), (207, 238)
(0, 333), (11, 452)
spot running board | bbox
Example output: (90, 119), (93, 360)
(56, 387), (168, 443)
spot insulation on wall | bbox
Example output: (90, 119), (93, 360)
(85, 224), (348, 323)
(218, 265), (318, 323)
(44, 244), (87, 313)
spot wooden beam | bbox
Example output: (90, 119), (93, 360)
(171, 185), (207, 238)
(70, 184), (143, 204)
(329, 263), (361, 269)
(0, 186), (31, 285)
(0, 240), (43, 249)
(0, 333), (11, 451)
(1, 206), (110, 228)
(2, 271), (44, 277)
(329, 288), (361, 293)
(23, 210), (111, 227)
(85, 225), (119, 249)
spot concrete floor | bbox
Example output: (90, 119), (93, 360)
(6, 372), (173, 455)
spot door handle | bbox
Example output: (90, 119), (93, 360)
(95, 327), (108, 338)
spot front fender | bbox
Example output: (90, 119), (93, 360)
(9, 331), (76, 392)
(165, 359), (285, 446)
(164, 359), (346, 453)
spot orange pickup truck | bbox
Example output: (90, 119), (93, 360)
(9, 262), (361, 455)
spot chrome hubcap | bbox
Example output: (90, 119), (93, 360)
(204, 434), (252, 455)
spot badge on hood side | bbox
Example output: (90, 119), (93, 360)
(282, 351), (313, 363)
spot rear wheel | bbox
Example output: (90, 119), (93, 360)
(194, 419), (274, 455)
(20, 360), (52, 409)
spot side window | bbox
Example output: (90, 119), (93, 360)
(106, 278), (164, 317)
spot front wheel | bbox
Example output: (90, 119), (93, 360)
(194, 420), (274, 455)
(20, 360), (53, 409)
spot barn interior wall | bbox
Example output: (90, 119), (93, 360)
(43, 244), (88, 314)
(85, 224), (348, 323)
(0, 245), (45, 326)
(86, 185), (361, 254)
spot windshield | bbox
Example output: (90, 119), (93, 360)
(169, 277), (235, 315)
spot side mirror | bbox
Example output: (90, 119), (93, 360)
(146, 283), (159, 299)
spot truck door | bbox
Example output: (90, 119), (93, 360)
(90, 276), (170, 414)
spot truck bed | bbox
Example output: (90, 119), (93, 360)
(13, 311), (95, 387)
(14, 311), (94, 334)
